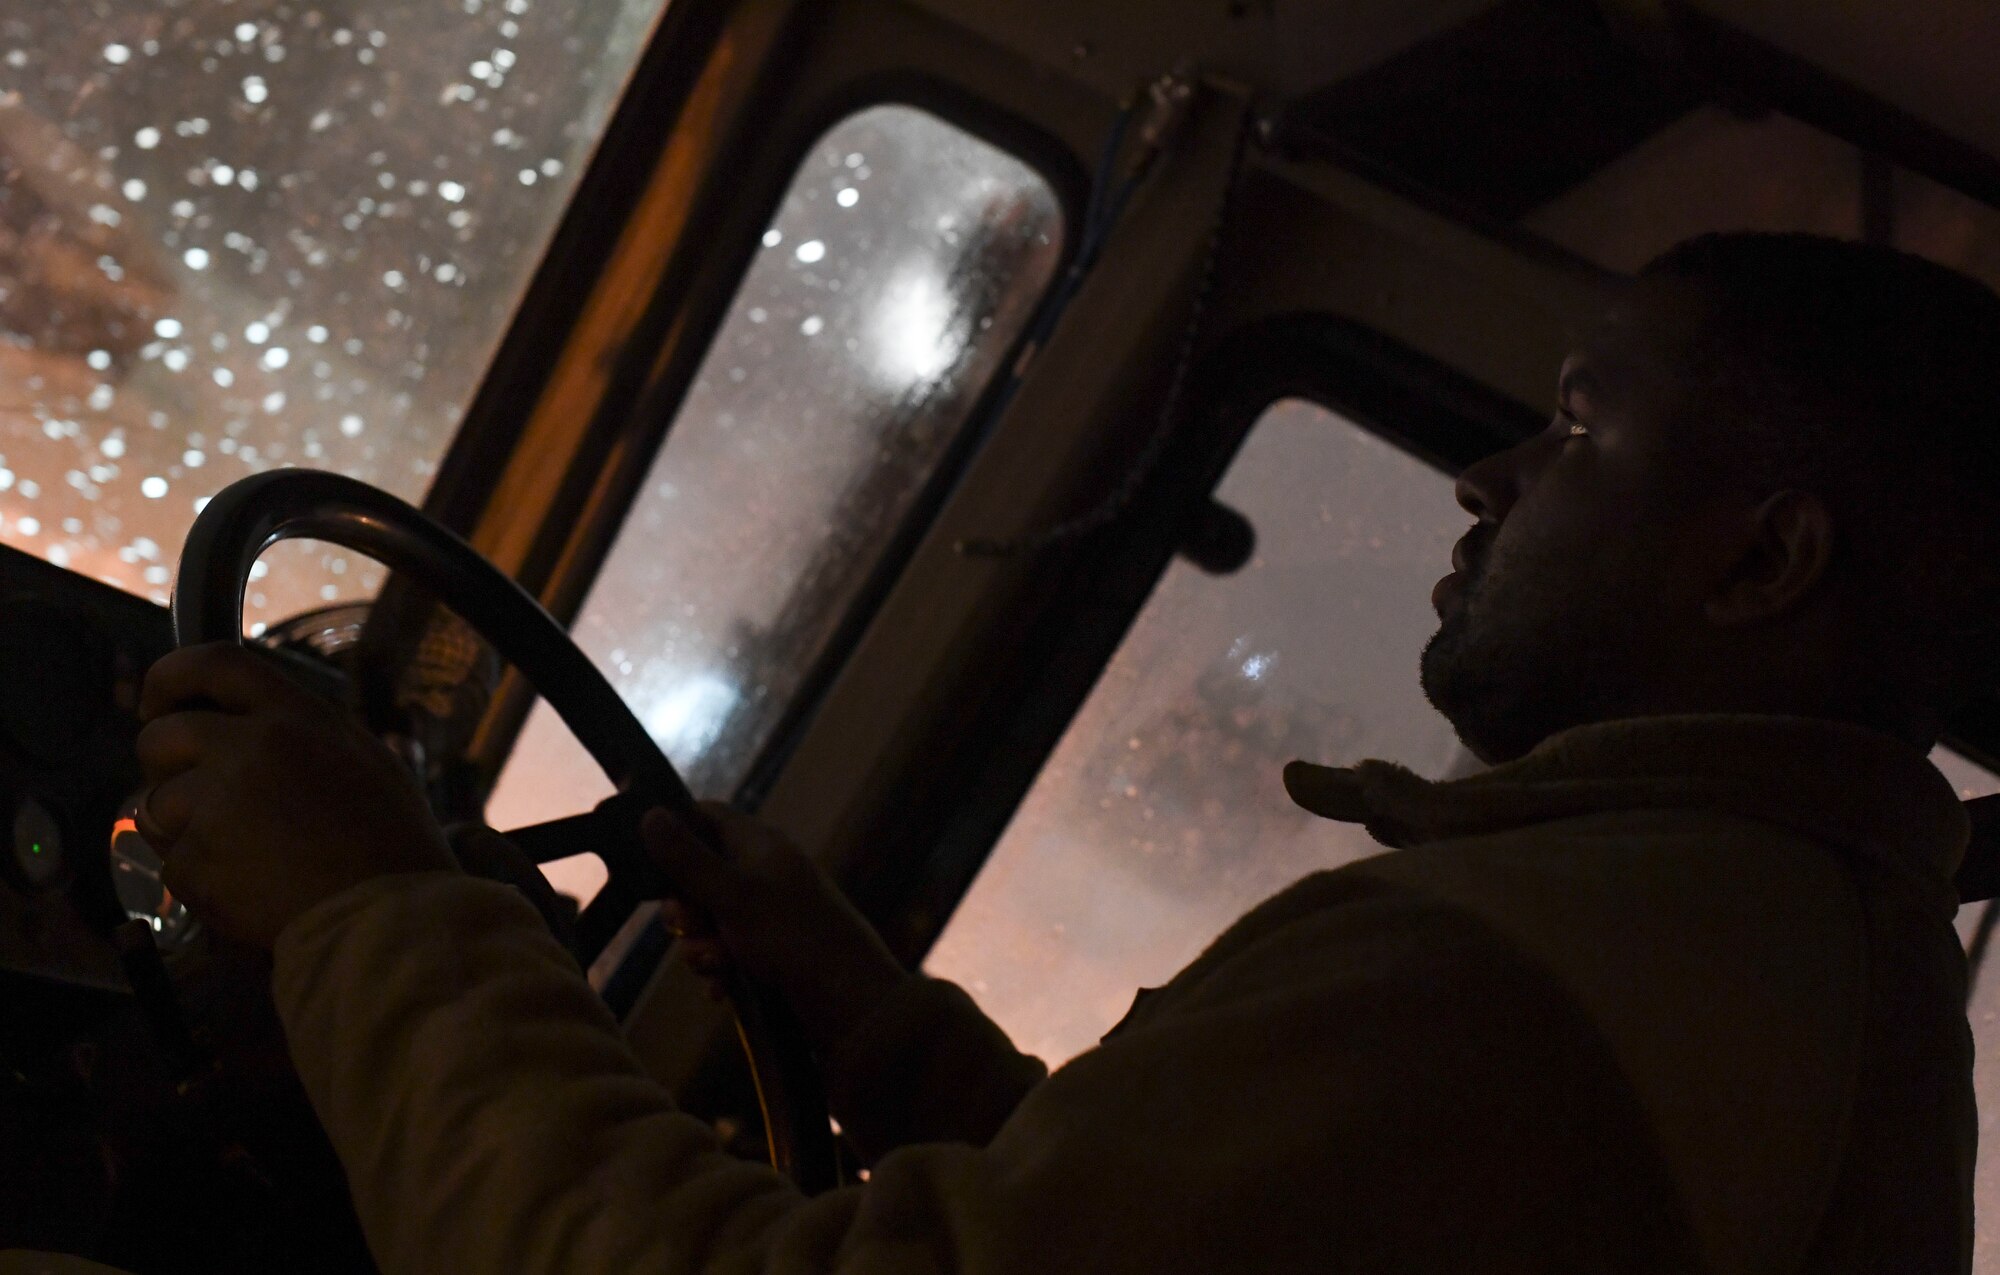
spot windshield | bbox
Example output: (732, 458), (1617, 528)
(0, 0), (668, 629)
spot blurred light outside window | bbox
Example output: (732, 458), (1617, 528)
(486, 104), (1066, 908)
(926, 399), (1474, 1064)
(0, 0), (668, 627)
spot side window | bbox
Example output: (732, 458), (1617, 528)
(1939, 749), (2000, 1275)
(487, 105), (1066, 892)
(922, 396), (2000, 1113)
(1, 1), (671, 626)
(924, 398), (1473, 1063)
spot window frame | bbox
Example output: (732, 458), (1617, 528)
(476, 84), (1083, 802)
(473, 72), (1088, 624)
(682, 79), (1091, 810)
(414, 0), (768, 540)
(481, 87), (1085, 824)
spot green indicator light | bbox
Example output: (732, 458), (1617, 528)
(28, 843), (40, 855)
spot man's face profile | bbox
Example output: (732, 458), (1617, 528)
(1420, 282), (1745, 764)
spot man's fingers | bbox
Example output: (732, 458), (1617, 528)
(134, 710), (235, 782)
(139, 643), (300, 722)
(643, 807), (737, 911)
(158, 838), (215, 921)
(680, 938), (730, 974)
(137, 770), (209, 852)
(660, 899), (716, 939)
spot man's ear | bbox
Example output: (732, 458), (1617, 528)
(1704, 489), (1836, 627)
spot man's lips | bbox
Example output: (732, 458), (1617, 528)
(1436, 530), (1489, 614)
(1432, 570), (1464, 614)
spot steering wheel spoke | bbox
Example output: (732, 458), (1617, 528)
(489, 791), (670, 970)
(501, 790), (655, 868)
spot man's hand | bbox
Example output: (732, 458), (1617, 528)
(647, 804), (909, 1058)
(135, 642), (458, 950)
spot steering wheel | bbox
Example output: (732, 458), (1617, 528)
(172, 469), (837, 1192)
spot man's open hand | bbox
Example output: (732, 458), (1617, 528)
(135, 642), (457, 950)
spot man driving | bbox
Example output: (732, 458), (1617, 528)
(128, 231), (1995, 1271)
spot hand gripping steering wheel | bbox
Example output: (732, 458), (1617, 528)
(172, 469), (837, 1192)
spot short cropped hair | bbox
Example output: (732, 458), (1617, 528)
(1640, 232), (2000, 709)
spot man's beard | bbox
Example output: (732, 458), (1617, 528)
(1420, 552), (1642, 765)
(1420, 600), (1528, 764)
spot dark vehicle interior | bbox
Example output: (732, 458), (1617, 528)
(5, 0), (2000, 1269)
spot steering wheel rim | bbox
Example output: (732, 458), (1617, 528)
(171, 468), (837, 1192)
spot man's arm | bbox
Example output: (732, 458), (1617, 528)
(649, 806), (1046, 1162)
(273, 868), (1704, 1275)
(135, 645), (1701, 1272)
(819, 976), (1046, 1163)
(276, 873), (1034, 1274)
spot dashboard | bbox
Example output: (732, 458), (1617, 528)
(0, 541), (175, 998)
(0, 543), (376, 1271)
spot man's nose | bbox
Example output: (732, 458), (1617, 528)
(1453, 440), (1531, 523)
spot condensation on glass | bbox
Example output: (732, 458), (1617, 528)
(925, 399), (1475, 1065)
(0, 0), (667, 628)
(485, 105), (1066, 901)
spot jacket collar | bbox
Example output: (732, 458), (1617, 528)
(1284, 714), (1969, 882)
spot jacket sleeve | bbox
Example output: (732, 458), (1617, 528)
(271, 870), (1700, 1275)
(822, 976), (1046, 1163)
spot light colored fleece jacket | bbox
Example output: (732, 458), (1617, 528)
(262, 714), (1974, 1273)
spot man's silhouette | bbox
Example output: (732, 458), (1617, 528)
(132, 232), (2000, 1272)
